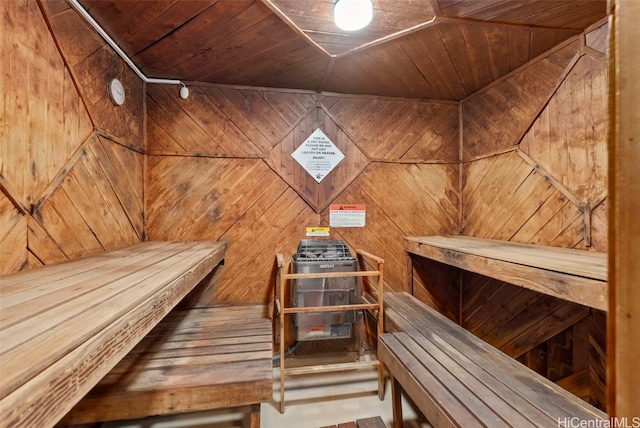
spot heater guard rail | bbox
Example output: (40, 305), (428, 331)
(274, 249), (385, 413)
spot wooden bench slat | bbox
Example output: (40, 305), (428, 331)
(395, 332), (544, 427)
(406, 236), (606, 280)
(405, 236), (607, 310)
(0, 241), (174, 291)
(0, 242), (199, 325)
(107, 349), (274, 374)
(391, 293), (605, 419)
(378, 335), (465, 428)
(119, 341), (273, 361)
(381, 292), (607, 427)
(0, 243), (219, 398)
(131, 332), (271, 353)
(95, 359), (273, 391)
(386, 293), (605, 421)
(62, 306), (272, 426)
(389, 323), (557, 426)
(141, 325), (273, 342)
(0, 241), (226, 428)
(356, 416), (386, 428)
(65, 381), (270, 425)
(145, 312), (270, 332)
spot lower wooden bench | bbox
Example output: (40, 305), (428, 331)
(379, 292), (607, 428)
(61, 304), (273, 427)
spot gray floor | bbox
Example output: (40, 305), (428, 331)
(98, 364), (428, 428)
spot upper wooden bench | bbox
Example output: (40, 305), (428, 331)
(405, 235), (607, 311)
(0, 240), (226, 428)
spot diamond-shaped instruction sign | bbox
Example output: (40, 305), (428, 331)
(292, 128), (345, 183)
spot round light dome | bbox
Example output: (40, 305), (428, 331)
(334, 0), (373, 32)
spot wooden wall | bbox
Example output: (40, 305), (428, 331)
(1, 0), (609, 411)
(458, 22), (609, 410)
(145, 86), (460, 306)
(0, 0), (144, 274)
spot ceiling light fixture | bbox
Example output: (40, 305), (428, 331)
(334, 0), (373, 32)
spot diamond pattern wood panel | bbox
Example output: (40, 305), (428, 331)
(519, 54), (608, 205)
(462, 151), (585, 246)
(147, 85), (316, 157)
(1, 0), (92, 205)
(30, 136), (143, 262)
(321, 162), (460, 291)
(1, 0), (145, 274)
(0, 193), (27, 274)
(42, 0), (144, 151)
(146, 155), (320, 304)
(462, 40), (580, 160)
(267, 107), (369, 211)
(459, 24), (609, 409)
(323, 95), (459, 162)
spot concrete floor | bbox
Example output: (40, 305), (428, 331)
(98, 362), (429, 428)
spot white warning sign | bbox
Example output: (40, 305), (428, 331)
(291, 128), (344, 183)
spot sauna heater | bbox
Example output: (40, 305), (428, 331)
(291, 240), (358, 341)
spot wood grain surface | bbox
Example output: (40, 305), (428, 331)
(62, 305), (271, 424)
(0, 241), (226, 428)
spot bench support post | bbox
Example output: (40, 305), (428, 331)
(391, 374), (403, 428)
(250, 403), (260, 428)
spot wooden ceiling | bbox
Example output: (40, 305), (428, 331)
(77, 0), (607, 100)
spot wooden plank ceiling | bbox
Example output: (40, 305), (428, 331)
(77, 0), (606, 100)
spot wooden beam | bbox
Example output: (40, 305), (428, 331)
(0, 173), (29, 215)
(608, 0), (640, 418)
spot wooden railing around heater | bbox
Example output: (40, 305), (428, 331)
(405, 235), (608, 311)
(275, 250), (385, 413)
(0, 241), (226, 428)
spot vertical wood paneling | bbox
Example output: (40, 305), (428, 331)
(41, 1), (145, 151)
(463, 41), (580, 160)
(1, 0), (92, 204)
(520, 54), (608, 205)
(609, 3), (640, 417)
